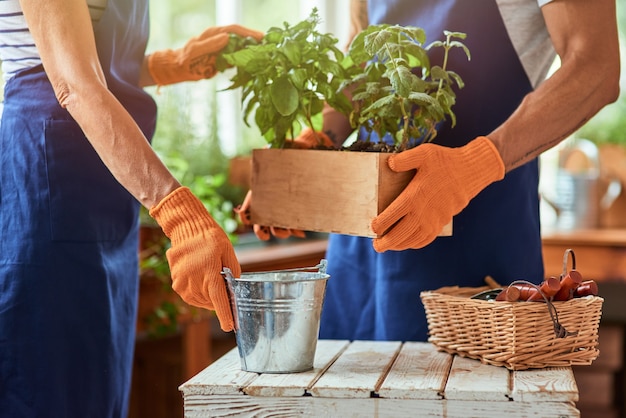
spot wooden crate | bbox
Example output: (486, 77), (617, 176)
(180, 340), (580, 417)
(250, 148), (453, 238)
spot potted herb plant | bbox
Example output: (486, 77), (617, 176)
(222, 9), (469, 237)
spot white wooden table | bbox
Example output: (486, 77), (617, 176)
(179, 340), (580, 417)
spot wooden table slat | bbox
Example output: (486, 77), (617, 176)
(182, 395), (579, 418)
(178, 348), (258, 396)
(378, 342), (451, 400)
(444, 355), (511, 402)
(512, 367), (579, 403)
(309, 340), (402, 398)
(244, 339), (350, 397)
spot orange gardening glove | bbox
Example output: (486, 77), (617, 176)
(234, 128), (334, 240)
(149, 186), (241, 332)
(286, 128), (335, 149)
(148, 24), (263, 86)
(371, 136), (505, 252)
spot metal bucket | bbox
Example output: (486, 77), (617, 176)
(223, 260), (329, 373)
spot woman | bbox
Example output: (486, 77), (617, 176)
(0, 0), (261, 416)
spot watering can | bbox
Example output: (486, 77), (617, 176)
(544, 138), (621, 230)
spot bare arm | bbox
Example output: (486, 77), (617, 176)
(489, 0), (620, 172)
(19, 0), (180, 208)
(322, 0), (370, 146)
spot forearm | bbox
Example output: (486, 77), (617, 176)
(489, 53), (619, 172)
(320, 0), (369, 146)
(347, 0), (369, 49)
(64, 86), (181, 208)
(488, 0), (620, 172)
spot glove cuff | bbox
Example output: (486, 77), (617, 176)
(462, 136), (505, 193)
(149, 186), (215, 240)
(148, 49), (185, 86)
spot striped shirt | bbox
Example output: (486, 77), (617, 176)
(0, 0), (107, 81)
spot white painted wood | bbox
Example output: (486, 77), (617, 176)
(309, 340), (402, 398)
(444, 355), (511, 401)
(244, 339), (350, 397)
(512, 367), (579, 403)
(183, 395), (579, 418)
(181, 341), (581, 418)
(378, 342), (452, 400)
(178, 347), (257, 396)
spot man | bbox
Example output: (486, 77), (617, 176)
(317, 0), (619, 341)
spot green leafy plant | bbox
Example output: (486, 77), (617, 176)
(221, 9), (470, 152)
(346, 27), (470, 150)
(221, 8), (352, 148)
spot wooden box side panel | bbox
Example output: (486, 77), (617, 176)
(251, 149), (406, 237)
(376, 153), (413, 213)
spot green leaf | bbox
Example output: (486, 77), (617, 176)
(430, 66), (450, 82)
(444, 30), (467, 39)
(290, 68), (308, 90)
(449, 41), (471, 60)
(283, 39), (302, 65)
(363, 95), (398, 114)
(307, 96), (325, 116)
(447, 70), (465, 89)
(365, 29), (393, 56)
(425, 40), (444, 50)
(403, 43), (430, 69)
(389, 66), (416, 98)
(408, 91), (439, 107)
(270, 76), (299, 116)
(404, 27), (427, 44)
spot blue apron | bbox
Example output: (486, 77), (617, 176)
(320, 0), (544, 342)
(0, 1), (156, 417)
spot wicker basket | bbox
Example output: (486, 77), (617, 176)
(420, 285), (603, 370)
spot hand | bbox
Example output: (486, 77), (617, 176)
(148, 24), (263, 86)
(149, 186), (241, 332)
(285, 127), (334, 149)
(234, 128), (333, 240)
(371, 136), (505, 252)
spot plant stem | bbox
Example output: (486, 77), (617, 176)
(384, 41), (411, 148)
(436, 33), (452, 96)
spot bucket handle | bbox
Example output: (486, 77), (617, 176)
(222, 259), (328, 280)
